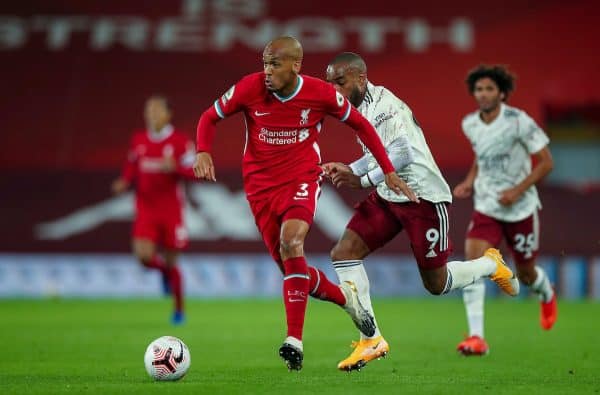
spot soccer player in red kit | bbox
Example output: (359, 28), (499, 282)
(112, 96), (195, 325)
(194, 36), (416, 371)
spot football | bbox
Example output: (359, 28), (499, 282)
(144, 336), (191, 381)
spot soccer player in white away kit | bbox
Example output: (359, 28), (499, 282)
(454, 65), (557, 356)
(323, 53), (519, 371)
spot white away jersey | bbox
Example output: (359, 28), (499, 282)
(462, 103), (549, 221)
(357, 81), (452, 204)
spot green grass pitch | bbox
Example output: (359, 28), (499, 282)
(1, 298), (599, 394)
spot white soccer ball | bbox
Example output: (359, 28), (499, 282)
(144, 336), (191, 381)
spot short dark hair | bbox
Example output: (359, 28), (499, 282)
(328, 52), (367, 73)
(466, 65), (516, 99)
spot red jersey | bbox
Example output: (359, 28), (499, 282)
(197, 72), (394, 196)
(122, 125), (195, 217)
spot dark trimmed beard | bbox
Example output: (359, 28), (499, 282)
(479, 98), (502, 113)
(349, 86), (364, 108)
(480, 104), (499, 113)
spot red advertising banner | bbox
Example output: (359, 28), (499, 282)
(2, 0), (599, 171)
(1, 1), (598, 255)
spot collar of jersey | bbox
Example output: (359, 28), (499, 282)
(360, 80), (376, 109)
(147, 124), (174, 142)
(479, 102), (505, 127)
(273, 76), (303, 102)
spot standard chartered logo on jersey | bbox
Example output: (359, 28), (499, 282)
(0, 0), (474, 53)
(258, 128), (309, 145)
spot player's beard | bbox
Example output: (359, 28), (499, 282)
(349, 86), (364, 108)
(479, 97), (501, 113)
(266, 74), (294, 94)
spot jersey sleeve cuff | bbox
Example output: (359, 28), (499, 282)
(340, 101), (352, 122)
(214, 100), (225, 119)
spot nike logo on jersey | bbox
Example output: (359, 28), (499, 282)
(254, 110), (270, 116)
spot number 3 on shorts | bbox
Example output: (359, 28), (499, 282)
(296, 183), (309, 197)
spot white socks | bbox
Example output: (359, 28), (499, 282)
(531, 266), (554, 303)
(462, 279), (485, 337)
(461, 265), (554, 340)
(333, 260), (381, 339)
(444, 256), (496, 293)
(283, 336), (303, 352)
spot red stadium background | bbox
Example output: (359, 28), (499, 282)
(1, 0), (599, 256)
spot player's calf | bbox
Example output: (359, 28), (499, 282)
(419, 265), (450, 295)
(307, 266), (346, 305)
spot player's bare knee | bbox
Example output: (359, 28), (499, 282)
(137, 252), (153, 266)
(280, 236), (304, 259)
(330, 242), (352, 261)
(134, 247), (150, 264)
(133, 241), (154, 264)
(163, 251), (178, 267)
(330, 238), (366, 261)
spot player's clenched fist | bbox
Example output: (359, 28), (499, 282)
(193, 152), (216, 181)
(384, 172), (419, 202)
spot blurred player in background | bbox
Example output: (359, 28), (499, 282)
(322, 53), (519, 371)
(111, 95), (196, 325)
(454, 65), (557, 356)
(194, 36), (416, 371)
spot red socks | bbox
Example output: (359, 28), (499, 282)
(144, 255), (168, 273)
(168, 265), (183, 313)
(282, 257), (310, 340)
(282, 257), (349, 340)
(308, 266), (346, 306)
(144, 255), (183, 313)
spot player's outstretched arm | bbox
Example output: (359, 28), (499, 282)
(194, 106), (221, 182)
(344, 107), (418, 201)
(347, 155), (369, 176)
(344, 108), (393, 173)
